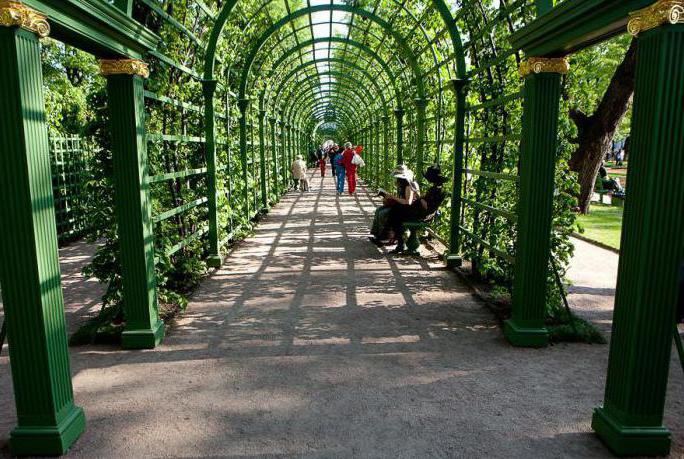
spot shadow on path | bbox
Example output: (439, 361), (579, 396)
(0, 173), (681, 458)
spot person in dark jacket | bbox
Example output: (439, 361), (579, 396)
(328, 144), (339, 177)
(388, 164), (448, 254)
(370, 164), (419, 244)
(334, 148), (346, 194)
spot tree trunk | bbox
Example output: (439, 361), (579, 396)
(568, 39), (637, 214)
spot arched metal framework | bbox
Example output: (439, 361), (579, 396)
(0, 0), (682, 456)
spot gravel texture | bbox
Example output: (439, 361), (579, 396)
(0, 173), (681, 458)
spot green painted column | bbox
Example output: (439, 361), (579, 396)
(249, 117), (257, 213)
(359, 128), (365, 176)
(446, 78), (469, 269)
(592, 14), (684, 457)
(238, 97), (250, 217)
(375, 119), (381, 185)
(383, 115), (390, 187)
(505, 57), (568, 348)
(394, 107), (405, 165)
(258, 109), (268, 210)
(362, 128), (368, 181)
(102, 59), (165, 350)
(365, 125), (372, 183)
(279, 118), (287, 190)
(368, 121), (378, 186)
(286, 123), (293, 186)
(297, 129), (302, 164)
(414, 98), (428, 180)
(0, 14), (85, 455)
(269, 116), (279, 196)
(202, 79), (221, 268)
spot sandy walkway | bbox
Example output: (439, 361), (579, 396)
(0, 175), (681, 457)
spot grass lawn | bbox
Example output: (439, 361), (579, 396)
(575, 204), (623, 251)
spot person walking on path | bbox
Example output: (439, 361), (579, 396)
(291, 154), (309, 191)
(318, 148), (327, 177)
(334, 148), (346, 195)
(328, 144), (340, 178)
(342, 142), (363, 195)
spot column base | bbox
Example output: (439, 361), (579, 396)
(121, 319), (165, 349)
(592, 407), (671, 456)
(445, 254), (462, 268)
(10, 404), (85, 456)
(207, 254), (223, 269)
(503, 319), (549, 347)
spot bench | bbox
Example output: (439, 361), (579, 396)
(594, 176), (611, 204)
(402, 211), (441, 256)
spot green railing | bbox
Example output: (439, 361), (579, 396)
(50, 135), (93, 243)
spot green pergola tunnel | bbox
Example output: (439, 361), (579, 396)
(0, 0), (682, 456)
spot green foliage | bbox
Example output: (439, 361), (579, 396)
(42, 40), (102, 135)
(548, 312), (607, 345)
(565, 34), (633, 140)
(43, 0), (623, 346)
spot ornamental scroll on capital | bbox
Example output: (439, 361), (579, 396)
(519, 57), (570, 78)
(0, 1), (50, 37)
(628, 0), (684, 36)
(99, 59), (150, 79)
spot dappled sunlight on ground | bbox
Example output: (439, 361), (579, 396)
(0, 171), (681, 457)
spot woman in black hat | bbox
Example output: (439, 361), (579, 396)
(387, 164), (448, 254)
(370, 164), (420, 244)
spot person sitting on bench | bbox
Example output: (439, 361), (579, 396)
(388, 164), (448, 254)
(370, 164), (419, 245)
(599, 162), (625, 197)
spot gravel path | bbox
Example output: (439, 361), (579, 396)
(567, 237), (620, 334)
(0, 239), (104, 343)
(0, 175), (681, 458)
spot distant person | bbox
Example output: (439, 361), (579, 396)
(328, 144), (339, 178)
(291, 155), (309, 191)
(334, 148), (346, 195)
(342, 142), (363, 195)
(616, 149), (625, 167)
(317, 148), (327, 177)
(599, 161), (624, 196)
(308, 148), (318, 168)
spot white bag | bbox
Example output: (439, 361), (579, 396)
(352, 153), (365, 167)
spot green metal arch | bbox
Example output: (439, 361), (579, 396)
(266, 51), (397, 108)
(271, 66), (388, 118)
(262, 37), (401, 113)
(283, 85), (380, 130)
(237, 5), (426, 101)
(204, 0), (467, 82)
(249, 19), (414, 96)
(284, 84), (378, 131)
(288, 89), (375, 129)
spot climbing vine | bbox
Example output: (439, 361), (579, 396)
(34, 0), (630, 343)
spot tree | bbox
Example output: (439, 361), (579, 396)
(567, 38), (637, 214)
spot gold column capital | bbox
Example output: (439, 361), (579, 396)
(519, 57), (570, 78)
(628, 0), (684, 36)
(99, 59), (150, 79)
(0, 1), (49, 37)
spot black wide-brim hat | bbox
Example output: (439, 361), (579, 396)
(423, 164), (448, 185)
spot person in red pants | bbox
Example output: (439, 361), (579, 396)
(317, 148), (326, 177)
(342, 142), (363, 195)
